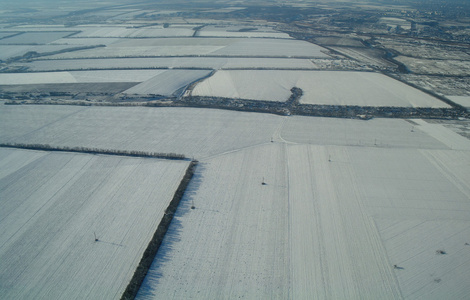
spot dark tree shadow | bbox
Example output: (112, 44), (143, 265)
(136, 163), (205, 298)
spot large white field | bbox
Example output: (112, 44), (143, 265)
(0, 72), (78, 85)
(45, 38), (331, 59)
(0, 31), (76, 44)
(0, 45), (79, 61)
(0, 148), (190, 299)
(190, 70), (450, 107)
(0, 105), (281, 158)
(196, 25), (291, 38)
(0, 104), (461, 158)
(138, 142), (470, 299)
(0, 70), (162, 85)
(72, 26), (194, 38)
(1, 103), (470, 299)
(0, 70), (210, 96)
(18, 57), (317, 71)
(138, 144), (291, 299)
(123, 69), (212, 96)
(448, 96), (470, 109)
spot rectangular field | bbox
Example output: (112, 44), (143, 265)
(394, 56), (470, 76)
(123, 69), (212, 96)
(0, 31), (76, 44)
(196, 25), (291, 38)
(137, 142), (470, 299)
(0, 45), (80, 60)
(0, 105), (282, 159)
(72, 26), (194, 38)
(137, 144), (290, 299)
(0, 148), (190, 299)
(17, 57), (317, 71)
(44, 37), (331, 59)
(190, 70), (450, 107)
(0, 70), (163, 85)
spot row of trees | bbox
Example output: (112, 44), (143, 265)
(0, 143), (186, 160)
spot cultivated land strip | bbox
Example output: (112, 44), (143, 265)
(0, 149), (190, 299)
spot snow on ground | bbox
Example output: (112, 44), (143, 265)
(191, 70), (449, 107)
(0, 148), (190, 299)
(0, 72), (77, 85)
(209, 38), (329, 58)
(411, 119), (470, 150)
(448, 96), (470, 109)
(394, 56), (470, 76)
(280, 116), (449, 149)
(190, 70), (294, 101)
(123, 69), (212, 96)
(72, 26), (194, 38)
(0, 105), (281, 158)
(196, 25), (291, 38)
(52, 37), (122, 46)
(0, 70), (165, 85)
(45, 38), (330, 59)
(0, 32), (17, 39)
(286, 144), (402, 299)
(0, 45), (80, 60)
(349, 147), (470, 299)
(138, 141), (470, 299)
(18, 57), (317, 71)
(0, 105), (84, 140)
(137, 144), (290, 299)
(295, 71), (448, 107)
(69, 70), (166, 83)
(0, 31), (76, 44)
(1, 102), (469, 299)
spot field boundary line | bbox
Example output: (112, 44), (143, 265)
(120, 160), (198, 300)
(0, 143), (187, 160)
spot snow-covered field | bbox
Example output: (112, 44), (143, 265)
(0, 105), (281, 158)
(69, 70), (166, 83)
(0, 148), (190, 299)
(448, 96), (470, 109)
(18, 57), (317, 71)
(137, 144), (290, 299)
(72, 26), (194, 38)
(123, 69), (212, 96)
(395, 56), (470, 76)
(0, 72), (78, 85)
(138, 141), (470, 299)
(1, 102), (469, 299)
(191, 70), (450, 107)
(0, 44), (79, 61)
(280, 116), (449, 149)
(196, 25), (291, 38)
(52, 37), (122, 46)
(190, 70), (295, 101)
(0, 31), (76, 44)
(0, 70), (162, 84)
(45, 38), (330, 59)
(0, 70), (210, 96)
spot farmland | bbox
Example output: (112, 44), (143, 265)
(16, 57), (318, 71)
(41, 37), (331, 59)
(0, 31), (77, 44)
(0, 148), (190, 299)
(0, 105), (282, 158)
(137, 142), (470, 299)
(190, 70), (450, 108)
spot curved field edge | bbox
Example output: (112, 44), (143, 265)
(121, 160), (198, 300)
